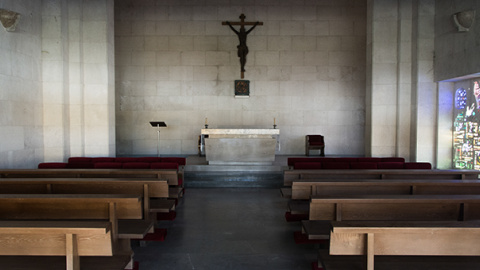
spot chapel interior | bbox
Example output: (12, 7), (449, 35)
(0, 0), (479, 269)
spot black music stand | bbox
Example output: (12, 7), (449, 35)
(150, 121), (167, 157)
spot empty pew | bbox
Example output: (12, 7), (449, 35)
(283, 169), (479, 186)
(309, 194), (480, 221)
(0, 220), (129, 270)
(0, 169), (183, 199)
(291, 179), (480, 200)
(301, 194), (480, 243)
(0, 194), (149, 270)
(321, 220), (480, 270)
(0, 178), (175, 220)
(0, 194), (151, 242)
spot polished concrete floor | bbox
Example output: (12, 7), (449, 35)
(132, 188), (318, 270)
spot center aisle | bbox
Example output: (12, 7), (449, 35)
(132, 188), (318, 270)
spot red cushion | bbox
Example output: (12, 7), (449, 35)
(122, 162), (150, 169)
(377, 162), (404, 169)
(381, 157), (405, 163)
(161, 157), (186, 166)
(288, 158), (324, 167)
(322, 162), (350, 170)
(138, 157), (163, 163)
(307, 135), (324, 142)
(334, 158), (358, 163)
(309, 141), (325, 146)
(38, 162), (67, 169)
(350, 162), (378, 169)
(68, 157), (92, 163)
(404, 162), (432, 169)
(357, 157), (382, 163)
(66, 162), (94, 169)
(91, 157), (116, 163)
(294, 162), (322, 170)
(150, 162), (179, 170)
(94, 162), (123, 169)
(115, 157), (139, 163)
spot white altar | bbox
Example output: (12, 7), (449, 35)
(200, 129), (280, 165)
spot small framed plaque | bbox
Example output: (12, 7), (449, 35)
(234, 80), (249, 97)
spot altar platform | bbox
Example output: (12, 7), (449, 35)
(183, 155), (289, 188)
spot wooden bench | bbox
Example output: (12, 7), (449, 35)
(0, 178), (175, 220)
(291, 179), (480, 200)
(309, 194), (480, 221)
(283, 169), (480, 186)
(0, 168), (180, 186)
(301, 194), (480, 242)
(0, 194), (152, 241)
(0, 168), (183, 201)
(0, 220), (131, 270)
(324, 220), (480, 270)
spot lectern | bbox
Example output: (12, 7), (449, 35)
(150, 121), (167, 157)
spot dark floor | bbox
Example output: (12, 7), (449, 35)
(132, 188), (318, 270)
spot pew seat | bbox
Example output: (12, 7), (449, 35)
(0, 220), (132, 270)
(327, 220), (480, 270)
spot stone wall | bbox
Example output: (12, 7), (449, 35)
(114, 0), (367, 156)
(435, 0), (480, 81)
(0, 1), (43, 168)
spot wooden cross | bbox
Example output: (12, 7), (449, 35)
(222, 14), (263, 79)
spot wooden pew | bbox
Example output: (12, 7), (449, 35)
(309, 194), (480, 221)
(0, 168), (180, 186)
(292, 179), (480, 200)
(283, 169), (480, 186)
(301, 194), (480, 242)
(287, 179), (480, 220)
(0, 194), (151, 241)
(325, 220), (480, 270)
(0, 220), (128, 270)
(0, 194), (149, 270)
(0, 178), (175, 220)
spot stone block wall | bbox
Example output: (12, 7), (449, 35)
(0, 1), (43, 168)
(114, 0), (367, 156)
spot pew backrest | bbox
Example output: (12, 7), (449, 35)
(292, 179), (480, 200)
(284, 169), (480, 186)
(0, 169), (179, 186)
(309, 194), (480, 221)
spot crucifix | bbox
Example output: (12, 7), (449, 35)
(222, 14), (263, 79)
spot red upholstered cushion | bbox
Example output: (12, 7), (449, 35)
(150, 162), (179, 170)
(115, 157), (139, 163)
(161, 157), (186, 166)
(94, 162), (123, 169)
(322, 162), (350, 170)
(357, 157), (382, 163)
(294, 162), (322, 170)
(404, 162), (432, 169)
(91, 157), (116, 163)
(288, 158), (323, 167)
(377, 162), (405, 169)
(38, 162), (67, 169)
(334, 158), (358, 163)
(381, 157), (405, 163)
(66, 162), (94, 169)
(309, 141), (324, 146)
(68, 157), (92, 163)
(307, 135), (324, 143)
(122, 162), (150, 169)
(350, 162), (378, 169)
(138, 157), (163, 163)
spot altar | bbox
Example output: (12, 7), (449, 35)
(200, 129), (280, 165)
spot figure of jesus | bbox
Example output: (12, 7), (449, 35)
(225, 19), (260, 73)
